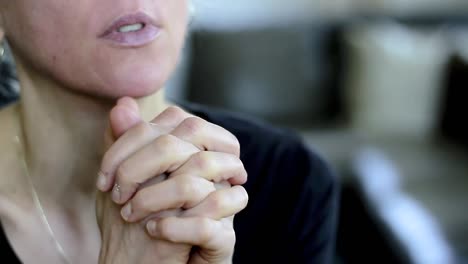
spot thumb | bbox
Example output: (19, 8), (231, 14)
(105, 97), (142, 146)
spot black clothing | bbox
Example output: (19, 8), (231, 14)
(0, 102), (339, 263)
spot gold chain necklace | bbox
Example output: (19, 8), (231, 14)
(14, 135), (72, 264)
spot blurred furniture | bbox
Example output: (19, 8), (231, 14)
(343, 22), (448, 140)
(298, 23), (468, 264)
(185, 27), (336, 126)
(301, 129), (468, 264)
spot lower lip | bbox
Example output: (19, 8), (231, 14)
(100, 24), (160, 47)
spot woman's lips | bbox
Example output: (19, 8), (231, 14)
(99, 12), (161, 47)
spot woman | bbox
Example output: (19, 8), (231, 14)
(0, 1), (339, 263)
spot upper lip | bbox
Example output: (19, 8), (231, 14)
(99, 11), (159, 37)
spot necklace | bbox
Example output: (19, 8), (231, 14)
(14, 135), (72, 264)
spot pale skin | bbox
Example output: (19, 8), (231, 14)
(0, 1), (248, 264)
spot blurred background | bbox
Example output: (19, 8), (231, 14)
(1, 1), (468, 263)
(164, 0), (468, 263)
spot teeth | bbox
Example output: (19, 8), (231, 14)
(118, 23), (144, 33)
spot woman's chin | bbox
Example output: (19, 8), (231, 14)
(94, 74), (166, 99)
(79, 82), (161, 101)
(107, 84), (163, 99)
(85, 50), (177, 100)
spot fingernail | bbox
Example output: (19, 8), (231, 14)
(121, 203), (132, 221)
(147, 220), (157, 235)
(96, 172), (108, 191)
(112, 184), (121, 203)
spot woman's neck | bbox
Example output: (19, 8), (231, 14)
(15, 63), (169, 205)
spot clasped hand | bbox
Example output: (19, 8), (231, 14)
(95, 98), (248, 264)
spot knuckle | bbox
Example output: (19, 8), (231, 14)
(192, 151), (214, 171)
(208, 192), (227, 212)
(175, 176), (198, 201)
(132, 122), (154, 138)
(232, 158), (248, 184)
(179, 117), (205, 136)
(164, 106), (187, 119)
(175, 176), (211, 208)
(241, 172), (249, 184)
(229, 154), (244, 170)
(227, 134), (241, 156)
(154, 134), (178, 150)
(238, 168), (248, 182)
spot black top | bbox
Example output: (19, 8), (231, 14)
(0, 102), (339, 264)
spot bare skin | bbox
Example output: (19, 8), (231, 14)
(0, 94), (248, 264)
(0, 1), (248, 263)
(97, 99), (247, 264)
